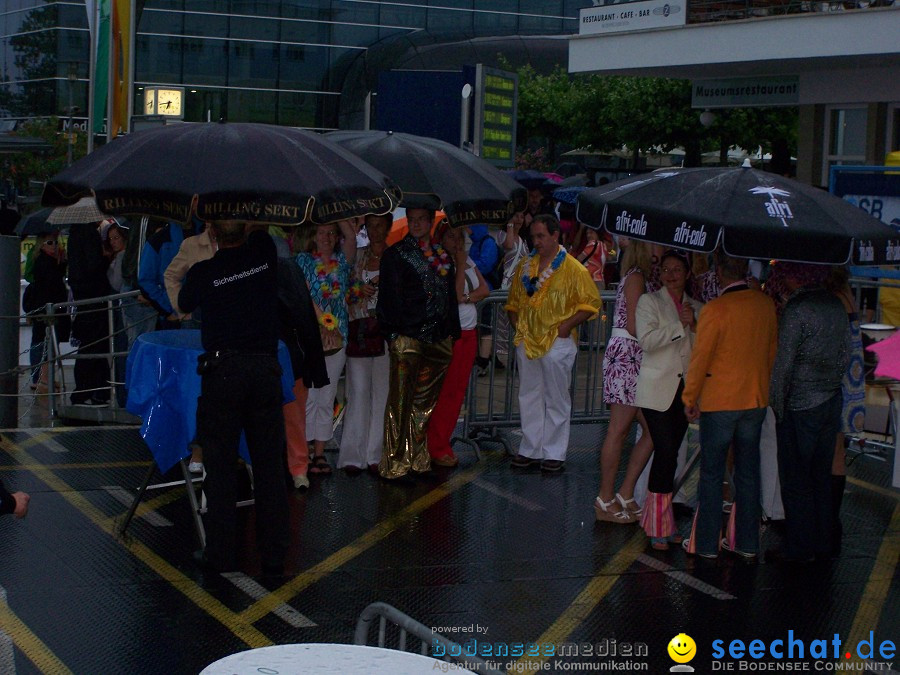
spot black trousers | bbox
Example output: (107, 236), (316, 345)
(642, 380), (688, 494)
(71, 300), (111, 403)
(197, 353), (289, 572)
(776, 393), (841, 559)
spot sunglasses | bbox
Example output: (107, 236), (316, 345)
(43, 240), (58, 246)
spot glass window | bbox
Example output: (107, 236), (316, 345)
(185, 88), (226, 123)
(331, 23), (380, 48)
(181, 38), (228, 86)
(280, 0), (331, 21)
(889, 105), (900, 153)
(277, 43), (329, 90)
(139, 9), (185, 34)
(142, 0), (184, 10)
(227, 88), (277, 123)
(517, 15), (564, 33)
(183, 13), (228, 38)
(380, 4), (427, 27)
(426, 7), (474, 31)
(281, 19), (330, 45)
(474, 10), (519, 34)
(231, 1), (281, 18)
(58, 5), (89, 29)
(136, 35), (183, 83)
(229, 15), (279, 41)
(519, 0), (564, 13)
(332, 1), (380, 25)
(188, 0), (230, 12)
(228, 41), (278, 88)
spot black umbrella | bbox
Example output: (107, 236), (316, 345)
(326, 130), (526, 228)
(576, 164), (899, 265)
(15, 207), (57, 237)
(42, 122), (401, 227)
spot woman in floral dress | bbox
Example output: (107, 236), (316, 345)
(296, 219), (357, 475)
(595, 238), (656, 523)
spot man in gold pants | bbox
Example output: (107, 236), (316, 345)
(376, 208), (460, 479)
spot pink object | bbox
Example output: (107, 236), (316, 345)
(543, 172), (564, 183)
(866, 328), (900, 380)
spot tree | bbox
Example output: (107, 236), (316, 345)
(513, 66), (797, 171)
(5, 118), (86, 195)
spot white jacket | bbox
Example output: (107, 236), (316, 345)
(634, 287), (703, 411)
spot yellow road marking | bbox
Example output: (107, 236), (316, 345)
(239, 461), (490, 623)
(847, 476), (900, 501)
(0, 598), (73, 674)
(3, 432), (492, 643)
(2, 440), (273, 649)
(0, 461), (152, 471)
(845, 503), (900, 665)
(513, 530), (646, 675)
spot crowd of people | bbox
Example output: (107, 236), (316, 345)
(13, 181), (865, 573)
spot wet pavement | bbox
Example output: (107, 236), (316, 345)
(0, 413), (897, 674)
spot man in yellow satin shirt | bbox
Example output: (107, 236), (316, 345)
(506, 215), (602, 472)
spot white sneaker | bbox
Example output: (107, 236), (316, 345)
(188, 461), (204, 473)
(293, 474), (310, 490)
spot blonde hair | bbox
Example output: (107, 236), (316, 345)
(620, 240), (653, 278)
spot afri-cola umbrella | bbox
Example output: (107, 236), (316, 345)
(42, 122), (402, 227)
(575, 162), (899, 265)
(326, 130), (526, 228)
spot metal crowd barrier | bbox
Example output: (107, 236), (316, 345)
(353, 601), (505, 674)
(456, 290), (616, 457)
(37, 289), (143, 423)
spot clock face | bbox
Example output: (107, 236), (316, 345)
(144, 89), (155, 114)
(156, 89), (182, 116)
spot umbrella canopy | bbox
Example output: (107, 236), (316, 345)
(505, 169), (548, 191)
(576, 164), (900, 265)
(46, 196), (108, 225)
(552, 186), (588, 206)
(42, 122), (401, 227)
(326, 130), (526, 228)
(15, 207), (57, 236)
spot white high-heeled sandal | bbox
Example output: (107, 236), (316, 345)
(594, 496), (635, 523)
(616, 493), (642, 518)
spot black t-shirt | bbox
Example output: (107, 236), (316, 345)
(179, 229), (279, 353)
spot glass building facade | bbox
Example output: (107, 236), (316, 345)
(1, 0), (591, 129)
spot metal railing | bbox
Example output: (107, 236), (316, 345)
(37, 289), (142, 421)
(354, 601), (505, 674)
(456, 290), (616, 457)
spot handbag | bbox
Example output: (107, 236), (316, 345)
(314, 304), (344, 354)
(346, 315), (385, 358)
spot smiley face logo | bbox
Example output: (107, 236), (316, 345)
(668, 633), (696, 664)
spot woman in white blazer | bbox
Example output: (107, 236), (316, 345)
(634, 250), (703, 550)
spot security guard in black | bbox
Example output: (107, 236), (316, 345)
(179, 224), (289, 575)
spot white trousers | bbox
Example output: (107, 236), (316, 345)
(306, 348), (347, 442)
(759, 407), (784, 520)
(516, 337), (576, 461)
(339, 352), (390, 468)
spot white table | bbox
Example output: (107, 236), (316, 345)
(200, 643), (473, 674)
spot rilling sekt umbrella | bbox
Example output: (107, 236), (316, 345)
(42, 122), (402, 227)
(326, 130), (526, 228)
(575, 163), (899, 265)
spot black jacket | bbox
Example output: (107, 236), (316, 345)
(277, 258), (329, 389)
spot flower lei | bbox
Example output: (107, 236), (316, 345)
(312, 251), (342, 300)
(418, 239), (452, 277)
(522, 246), (566, 297)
